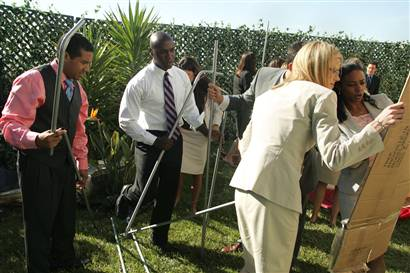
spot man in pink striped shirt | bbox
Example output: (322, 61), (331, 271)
(0, 33), (92, 273)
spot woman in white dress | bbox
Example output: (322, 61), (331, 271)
(229, 41), (405, 273)
(175, 56), (222, 213)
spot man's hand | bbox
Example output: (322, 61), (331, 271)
(208, 83), (224, 104)
(153, 136), (174, 150)
(35, 128), (66, 149)
(76, 170), (89, 190)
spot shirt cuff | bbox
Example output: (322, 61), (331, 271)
(144, 132), (157, 146)
(219, 96), (229, 111)
(25, 131), (40, 149)
(78, 158), (88, 170)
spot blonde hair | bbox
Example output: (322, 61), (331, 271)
(275, 40), (342, 89)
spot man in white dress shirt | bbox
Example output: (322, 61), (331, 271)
(116, 31), (209, 251)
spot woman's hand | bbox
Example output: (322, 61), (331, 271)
(372, 102), (405, 132)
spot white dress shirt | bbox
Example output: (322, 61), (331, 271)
(119, 62), (202, 145)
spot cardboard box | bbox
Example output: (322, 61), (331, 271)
(330, 73), (410, 272)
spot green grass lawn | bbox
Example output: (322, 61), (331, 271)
(1, 159), (409, 273)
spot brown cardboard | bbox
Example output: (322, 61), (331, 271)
(330, 73), (410, 272)
(331, 215), (398, 272)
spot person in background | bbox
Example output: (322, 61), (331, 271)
(175, 56), (222, 213)
(366, 62), (380, 95)
(229, 40), (404, 273)
(116, 32), (211, 252)
(223, 51), (256, 167)
(268, 57), (285, 68)
(0, 33), (92, 273)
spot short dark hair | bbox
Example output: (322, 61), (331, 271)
(65, 33), (94, 58)
(285, 41), (305, 64)
(178, 56), (201, 76)
(150, 31), (173, 49)
(368, 62), (378, 68)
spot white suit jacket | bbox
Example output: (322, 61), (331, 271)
(230, 81), (385, 213)
(337, 94), (393, 195)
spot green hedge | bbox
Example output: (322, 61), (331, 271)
(0, 4), (409, 167)
(1, 4), (409, 102)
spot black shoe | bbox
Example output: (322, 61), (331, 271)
(116, 185), (131, 220)
(50, 257), (90, 272)
(155, 243), (177, 254)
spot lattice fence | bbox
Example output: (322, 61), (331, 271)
(0, 4), (409, 171)
(1, 4), (410, 119)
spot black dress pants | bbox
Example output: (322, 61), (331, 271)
(125, 131), (182, 246)
(18, 153), (76, 273)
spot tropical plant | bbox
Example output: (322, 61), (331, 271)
(80, 23), (120, 128)
(105, 0), (159, 83)
(86, 116), (135, 199)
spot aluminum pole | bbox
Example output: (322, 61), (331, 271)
(201, 111), (226, 257)
(50, 18), (86, 155)
(126, 200), (235, 235)
(261, 21), (270, 67)
(131, 233), (150, 273)
(63, 132), (96, 229)
(111, 217), (127, 273)
(204, 40), (219, 210)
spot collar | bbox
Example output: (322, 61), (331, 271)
(149, 61), (173, 78)
(51, 59), (70, 82)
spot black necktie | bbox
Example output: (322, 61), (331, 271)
(163, 72), (180, 140)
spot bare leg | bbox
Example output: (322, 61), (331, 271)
(330, 186), (340, 227)
(223, 139), (239, 167)
(175, 173), (185, 207)
(311, 181), (327, 223)
(191, 174), (203, 214)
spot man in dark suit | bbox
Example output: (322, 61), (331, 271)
(366, 62), (380, 95)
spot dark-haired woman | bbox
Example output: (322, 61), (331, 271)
(224, 52), (256, 166)
(331, 61), (393, 272)
(175, 56), (222, 213)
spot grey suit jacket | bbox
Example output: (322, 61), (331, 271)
(227, 67), (286, 111)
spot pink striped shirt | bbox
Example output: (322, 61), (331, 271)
(0, 59), (89, 170)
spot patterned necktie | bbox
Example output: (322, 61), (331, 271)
(64, 79), (74, 101)
(163, 72), (180, 140)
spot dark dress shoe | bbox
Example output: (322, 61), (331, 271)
(116, 185), (131, 220)
(50, 257), (90, 272)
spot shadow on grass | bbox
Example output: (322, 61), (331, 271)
(158, 242), (243, 273)
(299, 226), (335, 253)
(293, 260), (328, 273)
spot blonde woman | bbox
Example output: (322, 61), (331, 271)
(229, 41), (405, 273)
